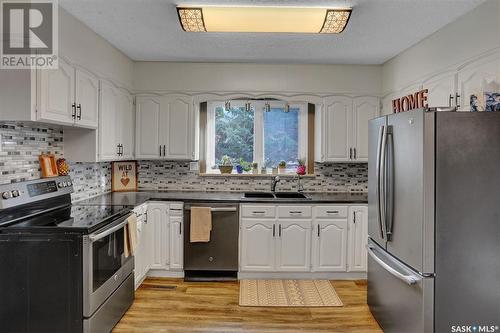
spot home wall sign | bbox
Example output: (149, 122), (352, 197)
(392, 89), (428, 113)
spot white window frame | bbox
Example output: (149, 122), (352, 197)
(206, 100), (308, 174)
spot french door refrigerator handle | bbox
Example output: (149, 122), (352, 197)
(376, 125), (386, 239)
(367, 245), (421, 285)
(385, 126), (395, 240)
(380, 125), (388, 239)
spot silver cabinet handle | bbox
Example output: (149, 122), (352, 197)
(367, 245), (421, 285)
(317, 224), (320, 237)
(77, 103), (82, 120)
(279, 224), (282, 237)
(353, 211), (356, 224)
(326, 210), (339, 214)
(210, 207), (237, 212)
(71, 103), (76, 119)
(449, 94), (454, 107)
(349, 147), (353, 160)
(273, 224), (275, 237)
(159, 145), (162, 157)
(289, 211), (303, 214)
(179, 223), (182, 235)
(252, 211), (266, 214)
(353, 148), (357, 160)
(455, 93), (461, 108)
(163, 145), (166, 157)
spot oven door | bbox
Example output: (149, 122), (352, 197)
(83, 214), (134, 317)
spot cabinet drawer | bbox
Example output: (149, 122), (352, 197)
(314, 206), (348, 218)
(278, 206), (312, 218)
(241, 205), (276, 218)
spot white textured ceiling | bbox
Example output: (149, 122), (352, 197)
(59, 0), (487, 64)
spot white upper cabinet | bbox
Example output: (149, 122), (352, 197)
(352, 96), (380, 162)
(323, 96), (352, 162)
(456, 57), (498, 111)
(37, 59), (75, 125)
(37, 58), (98, 128)
(99, 81), (119, 160)
(136, 95), (194, 160)
(320, 96), (379, 162)
(99, 81), (135, 161)
(75, 68), (99, 128)
(424, 72), (457, 108)
(136, 96), (161, 159)
(276, 220), (311, 272)
(347, 206), (368, 272)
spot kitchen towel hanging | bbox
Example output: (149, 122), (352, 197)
(190, 207), (212, 242)
(124, 213), (138, 257)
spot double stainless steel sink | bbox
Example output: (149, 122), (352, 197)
(242, 192), (310, 200)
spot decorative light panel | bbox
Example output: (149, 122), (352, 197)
(176, 6), (352, 34)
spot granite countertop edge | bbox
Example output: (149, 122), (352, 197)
(74, 190), (368, 207)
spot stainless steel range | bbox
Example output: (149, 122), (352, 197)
(0, 176), (134, 333)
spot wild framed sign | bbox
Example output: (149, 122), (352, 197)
(112, 161), (138, 192)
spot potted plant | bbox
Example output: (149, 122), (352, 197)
(278, 160), (287, 174)
(236, 158), (251, 174)
(252, 162), (259, 174)
(296, 159), (306, 175)
(218, 155), (233, 174)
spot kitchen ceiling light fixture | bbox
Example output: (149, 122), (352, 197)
(177, 6), (352, 34)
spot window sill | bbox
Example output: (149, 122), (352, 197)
(199, 173), (315, 178)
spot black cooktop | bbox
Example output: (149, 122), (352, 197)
(0, 203), (131, 234)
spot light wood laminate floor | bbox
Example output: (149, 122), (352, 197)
(114, 278), (382, 333)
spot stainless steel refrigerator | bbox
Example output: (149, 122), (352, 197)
(368, 108), (500, 333)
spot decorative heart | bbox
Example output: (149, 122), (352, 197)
(121, 177), (130, 186)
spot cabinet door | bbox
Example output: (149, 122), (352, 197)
(37, 59), (75, 125)
(169, 216), (183, 270)
(348, 206), (368, 272)
(75, 68), (99, 129)
(457, 57), (498, 111)
(117, 90), (135, 159)
(99, 81), (119, 160)
(423, 72), (457, 108)
(136, 97), (161, 159)
(147, 203), (169, 270)
(134, 221), (145, 289)
(162, 96), (193, 160)
(276, 220), (311, 272)
(240, 219), (275, 271)
(353, 96), (379, 162)
(312, 219), (347, 272)
(323, 96), (353, 162)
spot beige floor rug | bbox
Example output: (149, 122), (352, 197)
(239, 280), (343, 307)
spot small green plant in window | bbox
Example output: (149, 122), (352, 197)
(218, 155), (233, 174)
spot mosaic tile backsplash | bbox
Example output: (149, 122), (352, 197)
(0, 122), (368, 202)
(138, 161), (368, 193)
(0, 122), (111, 201)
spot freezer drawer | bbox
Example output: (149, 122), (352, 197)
(367, 239), (433, 333)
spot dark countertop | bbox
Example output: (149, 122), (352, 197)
(74, 191), (368, 207)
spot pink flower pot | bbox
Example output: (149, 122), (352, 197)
(296, 165), (306, 175)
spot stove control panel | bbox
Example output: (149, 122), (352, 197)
(0, 176), (74, 209)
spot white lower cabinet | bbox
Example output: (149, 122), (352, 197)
(240, 204), (368, 274)
(347, 206), (368, 272)
(240, 219), (275, 271)
(312, 219), (348, 272)
(133, 202), (183, 288)
(276, 220), (311, 272)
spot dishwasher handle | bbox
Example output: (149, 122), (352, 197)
(185, 207), (237, 212)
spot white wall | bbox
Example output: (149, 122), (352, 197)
(59, 7), (134, 89)
(382, 0), (500, 94)
(134, 62), (382, 96)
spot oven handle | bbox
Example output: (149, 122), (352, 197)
(89, 216), (130, 242)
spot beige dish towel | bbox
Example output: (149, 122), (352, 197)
(124, 213), (138, 257)
(190, 207), (212, 242)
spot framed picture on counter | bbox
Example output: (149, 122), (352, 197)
(112, 161), (138, 192)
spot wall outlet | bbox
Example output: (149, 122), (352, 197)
(189, 162), (199, 171)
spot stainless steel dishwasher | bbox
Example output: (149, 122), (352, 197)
(183, 202), (239, 281)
